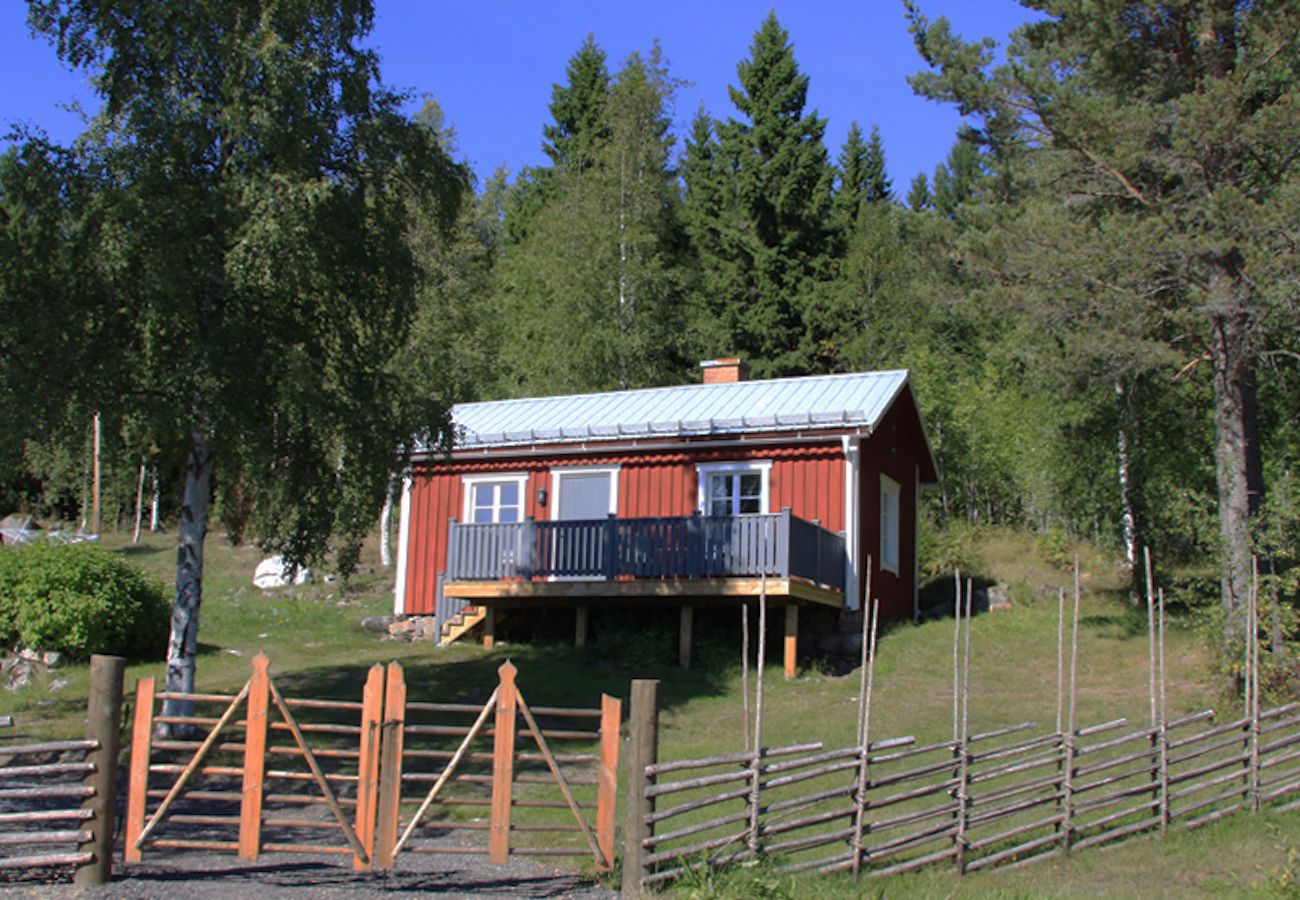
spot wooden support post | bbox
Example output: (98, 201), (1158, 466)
(75, 654), (124, 888)
(239, 653), (270, 861)
(354, 663), (384, 870)
(123, 675), (155, 864)
(783, 604), (799, 680)
(489, 661), (519, 864)
(678, 605), (694, 669)
(575, 606), (589, 650)
(622, 679), (660, 899)
(483, 606), (497, 650)
(374, 662), (406, 870)
(595, 694), (621, 872)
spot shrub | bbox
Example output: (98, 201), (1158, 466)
(0, 541), (169, 660)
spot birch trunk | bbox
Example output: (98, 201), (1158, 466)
(1115, 383), (1137, 585)
(1206, 251), (1264, 642)
(161, 429), (215, 728)
(379, 486), (393, 568)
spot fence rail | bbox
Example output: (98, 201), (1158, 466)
(445, 510), (845, 590)
(0, 655), (123, 887)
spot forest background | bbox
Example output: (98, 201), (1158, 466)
(2, 4), (1297, 673)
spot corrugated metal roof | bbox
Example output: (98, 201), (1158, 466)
(435, 369), (913, 452)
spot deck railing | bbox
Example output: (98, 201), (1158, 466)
(444, 510), (846, 591)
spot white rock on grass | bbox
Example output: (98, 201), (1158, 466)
(253, 555), (312, 589)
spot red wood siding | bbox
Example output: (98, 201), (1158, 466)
(859, 395), (926, 620)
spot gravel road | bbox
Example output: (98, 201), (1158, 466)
(2, 847), (618, 899)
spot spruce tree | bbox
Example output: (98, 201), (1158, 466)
(688, 12), (835, 375)
(542, 34), (612, 174)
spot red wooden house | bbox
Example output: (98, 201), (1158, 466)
(394, 360), (938, 675)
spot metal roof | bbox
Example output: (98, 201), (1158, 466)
(436, 369), (913, 452)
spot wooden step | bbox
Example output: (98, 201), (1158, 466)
(439, 606), (486, 647)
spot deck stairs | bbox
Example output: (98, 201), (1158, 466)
(438, 605), (489, 646)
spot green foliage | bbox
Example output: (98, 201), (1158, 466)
(684, 11), (835, 376)
(917, 517), (978, 581)
(0, 542), (168, 660)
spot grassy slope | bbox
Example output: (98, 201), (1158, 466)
(4, 527), (1297, 896)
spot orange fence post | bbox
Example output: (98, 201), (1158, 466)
(489, 660), (518, 864)
(123, 676), (155, 864)
(239, 653), (270, 860)
(596, 693), (621, 872)
(354, 663), (384, 870)
(374, 662), (406, 870)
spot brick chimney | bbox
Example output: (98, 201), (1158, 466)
(699, 358), (749, 384)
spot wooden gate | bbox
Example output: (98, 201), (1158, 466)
(374, 660), (620, 872)
(124, 655), (619, 872)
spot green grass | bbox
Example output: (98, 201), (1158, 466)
(4, 526), (1296, 896)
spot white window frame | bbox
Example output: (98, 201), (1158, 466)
(548, 465), (620, 521)
(880, 473), (901, 575)
(461, 473), (528, 524)
(695, 460), (772, 516)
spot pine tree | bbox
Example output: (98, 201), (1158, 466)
(688, 12), (835, 376)
(836, 122), (892, 222)
(908, 0), (1300, 630)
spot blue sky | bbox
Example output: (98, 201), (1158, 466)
(1, 1), (1035, 191)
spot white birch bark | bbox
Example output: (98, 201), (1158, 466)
(379, 487), (393, 568)
(161, 431), (214, 731)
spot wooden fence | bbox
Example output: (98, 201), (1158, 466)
(0, 655), (124, 887)
(623, 561), (1300, 891)
(124, 655), (619, 872)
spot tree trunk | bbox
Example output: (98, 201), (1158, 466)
(1206, 251), (1264, 642)
(379, 485), (393, 568)
(161, 429), (215, 728)
(1115, 382), (1138, 593)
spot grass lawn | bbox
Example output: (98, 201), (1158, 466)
(3, 526), (1297, 895)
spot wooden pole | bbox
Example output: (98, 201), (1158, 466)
(123, 676), (155, 864)
(133, 463), (146, 544)
(1063, 557), (1082, 856)
(742, 602), (750, 751)
(783, 605), (799, 680)
(483, 607), (497, 651)
(575, 606), (589, 650)
(952, 570), (962, 745)
(374, 662), (406, 870)
(1144, 548), (1159, 821)
(678, 605), (694, 669)
(622, 679), (660, 899)
(748, 574), (767, 854)
(1249, 560), (1261, 814)
(74, 655), (124, 888)
(89, 412), (101, 536)
(489, 660), (519, 864)
(1158, 587), (1169, 833)
(238, 653), (271, 861)
(956, 578), (973, 874)
(852, 594), (879, 876)
(1056, 587), (1065, 734)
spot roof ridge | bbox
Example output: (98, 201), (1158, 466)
(452, 368), (911, 412)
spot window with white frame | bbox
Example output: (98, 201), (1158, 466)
(696, 461), (771, 516)
(880, 474), (900, 574)
(463, 474), (527, 524)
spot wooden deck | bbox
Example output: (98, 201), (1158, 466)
(442, 576), (844, 609)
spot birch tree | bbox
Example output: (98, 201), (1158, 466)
(4, 0), (465, 714)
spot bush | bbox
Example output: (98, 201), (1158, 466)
(0, 541), (169, 660)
